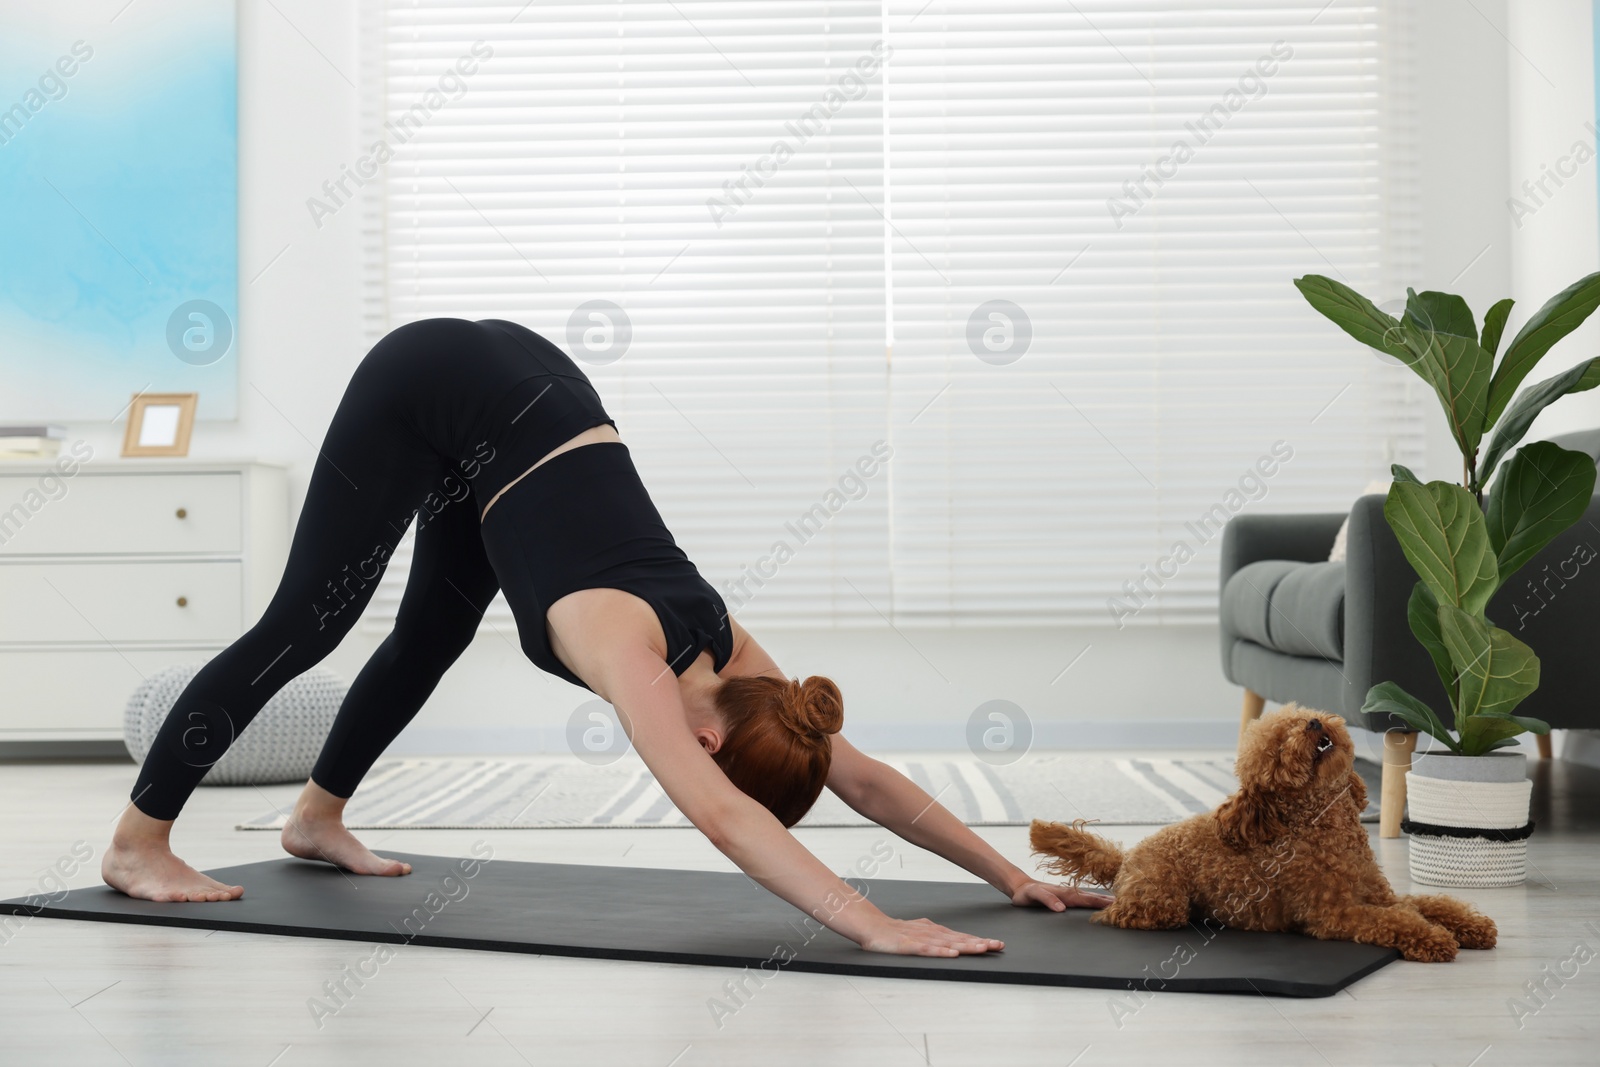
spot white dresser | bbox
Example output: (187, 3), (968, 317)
(0, 458), (288, 741)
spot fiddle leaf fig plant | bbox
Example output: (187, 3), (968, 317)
(1293, 271), (1600, 755)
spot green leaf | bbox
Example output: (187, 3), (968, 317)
(1404, 288), (1478, 339)
(1391, 463), (1422, 484)
(1458, 714), (1535, 756)
(1485, 441), (1598, 580)
(1487, 270), (1600, 426)
(1476, 710), (1551, 734)
(1384, 480), (1499, 614)
(1293, 275), (1417, 366)
(1436, 605), (1540, 726)
(1407, 582), (1456, 700)
(1481, 298), (1515, 357)
(1458, 711), (1548, 755)
(1399, 319), (1493, 455)
(1477, 357), (1600, 488)
(1362, 681), (1459, 751)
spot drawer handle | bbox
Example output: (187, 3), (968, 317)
(176, 507), (188, 519)
(176, 596), (189, 608)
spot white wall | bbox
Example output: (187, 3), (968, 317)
(1505, 0), (1600, 437)
(1412, 0), (1514, 481)
(1504, 0), (1600, 762)
(56, 1), (1573, 755)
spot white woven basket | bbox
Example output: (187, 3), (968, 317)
(1408, 833), (1528, 888)
(1404, 773), (1531, 828)
(123, 663), (347, 786)
(1404, 771), (1532, 888)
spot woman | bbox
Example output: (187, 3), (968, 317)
(103, 318), (1108, 956)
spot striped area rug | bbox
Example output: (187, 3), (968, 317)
(238, 754), (1382, 830)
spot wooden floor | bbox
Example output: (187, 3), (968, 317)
(2, 753), (1597, 1066)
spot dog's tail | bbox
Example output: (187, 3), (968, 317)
(1028, 818), (1125, 888)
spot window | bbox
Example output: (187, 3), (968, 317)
(358, 0), (1419, 633)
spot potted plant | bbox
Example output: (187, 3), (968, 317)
(1294, 271), (1600, 887)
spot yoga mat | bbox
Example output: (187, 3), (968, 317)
(1, 852), (1397, 997)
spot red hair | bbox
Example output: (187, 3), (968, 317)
(711, 675), (843, 828)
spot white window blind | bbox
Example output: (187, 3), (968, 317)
(883, 0), (1421, 625)
(357, 0), (1420, 634)
(356, 1), (893, 633)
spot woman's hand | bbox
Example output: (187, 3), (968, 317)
(1010, 879), (1114, 912)
(859, 916), (1005, 957)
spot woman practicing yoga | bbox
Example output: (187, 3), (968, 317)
(103, 317), (1108, 956)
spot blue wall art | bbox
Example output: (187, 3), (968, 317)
(0, 2), (238, 421)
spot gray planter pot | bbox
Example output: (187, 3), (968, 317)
(1409, 750), (1527, 783)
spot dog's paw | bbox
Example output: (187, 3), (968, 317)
(1093, 900), (1186, 931)
(1399, 926), (1460, 963)
(1402, 895), (1498, 950)
(1448, 912), (1497, 950)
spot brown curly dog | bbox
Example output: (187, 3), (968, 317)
(1029, 705), (1496, 962)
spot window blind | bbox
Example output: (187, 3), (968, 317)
(884, 0), (1421, 625)
(356, 1), (893, 632)
(357, 0), (1420, 634)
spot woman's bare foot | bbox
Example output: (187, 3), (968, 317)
(280, 780), (412, 877)
(103, 805), (244, 902)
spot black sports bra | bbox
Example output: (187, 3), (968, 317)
(477, 441), (733, 691)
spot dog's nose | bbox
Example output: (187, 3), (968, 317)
(1308, 719), (1323, 732)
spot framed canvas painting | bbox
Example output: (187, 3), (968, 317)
(0, 1), (238, 422)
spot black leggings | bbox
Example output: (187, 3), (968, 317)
(129, 318), (612, 821)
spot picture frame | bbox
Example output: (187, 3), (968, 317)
(121, 392), (199, 457)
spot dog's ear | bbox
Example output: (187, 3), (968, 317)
(1345, 769), (1368, 814)
(1215, 786), (1285, 850)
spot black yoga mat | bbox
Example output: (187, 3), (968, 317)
(2, 852), (1396, 997)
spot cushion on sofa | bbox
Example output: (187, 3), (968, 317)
(1221, 559), (1345, 661)
(1327, 480), (1391, 561)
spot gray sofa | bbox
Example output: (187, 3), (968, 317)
(1220, 428), (1600, 836)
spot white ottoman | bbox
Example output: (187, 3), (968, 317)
(123, 664), (347, 786)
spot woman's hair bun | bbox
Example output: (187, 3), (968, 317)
(779, 675), (843, 739)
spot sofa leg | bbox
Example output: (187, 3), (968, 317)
(1537, 732), (1553, 759)
(1380, 730), (1417, 839)
(1238, 689), (1266, 750)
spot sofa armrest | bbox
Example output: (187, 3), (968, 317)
(1346, 491), (1600, 731)
(1344, 493), (1454, 729)
(1218, 511), (1346, 678)
(1488, 496), (1600, 728)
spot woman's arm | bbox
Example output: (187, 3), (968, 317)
(826, 734), (1111, 910)
(594, 642), (1007, 956)
(721, 620), (1104, 909)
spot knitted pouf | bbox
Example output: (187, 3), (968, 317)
(123, 663), (347, 786)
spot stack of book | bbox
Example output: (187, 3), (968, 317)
(0, 424), (67, 459)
